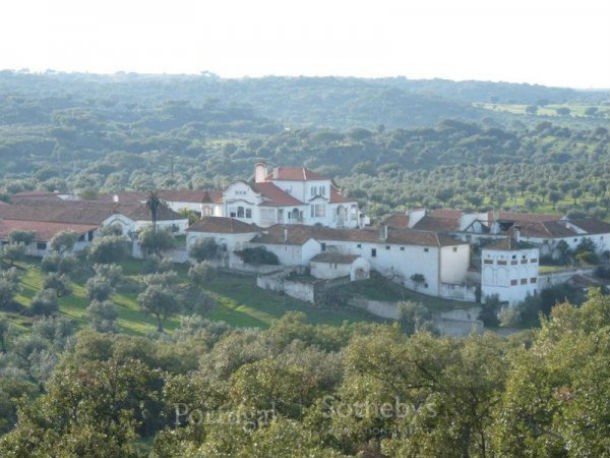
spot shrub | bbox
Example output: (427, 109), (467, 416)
(236, 247), (279, 265)
(189, 237), (219, 262)
(30, 289), (59, 316)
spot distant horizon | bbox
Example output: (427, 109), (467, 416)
(2, 68), (608, 92)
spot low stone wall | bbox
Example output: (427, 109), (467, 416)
(256, 271), (316, 303)
(438, 283), (477, 302)
(348, 297), (400, 320)
(348, 297), (483, 336)
(539, 268), (594, 288)
(434, 318), (484, 337)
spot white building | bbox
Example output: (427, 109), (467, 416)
(186, 216), (260, 267)
(222, 163), (360, 229)
(481, 238), (539, 305)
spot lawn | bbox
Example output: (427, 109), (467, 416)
(341, 273), (474, 312)
(3, 258), (386, 337)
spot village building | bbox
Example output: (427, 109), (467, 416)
(481, 236), (540, 306)
(0, 199), (188, 256)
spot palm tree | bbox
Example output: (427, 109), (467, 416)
(146, 191), (161, 232)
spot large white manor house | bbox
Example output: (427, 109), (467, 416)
(220, 163), (361, 228)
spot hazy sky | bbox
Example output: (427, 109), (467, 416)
(1, 0), (608, 88)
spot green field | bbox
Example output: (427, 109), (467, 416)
(2, 258), (388, 336)
(475, 102), (610, 118)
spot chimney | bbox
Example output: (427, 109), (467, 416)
(255, 162), (267, 183)
(379, 224), (388, 241)
(112, 194), (119, 203)
(283, 227), (288, 243)
(513, 225), (521, 243)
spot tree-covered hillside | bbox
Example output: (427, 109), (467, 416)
(0, 71), (609, 221)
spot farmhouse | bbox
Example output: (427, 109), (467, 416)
(0, 199), (188, 256)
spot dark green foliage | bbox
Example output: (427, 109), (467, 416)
(236, 247), (279, 265)
(43, 273), (72, 298)
(48, 231), (78, 254)
(479, 295), (501, 327)
(188, 237), (219, 262)
(85, 276), (113, 301)
(7, 230), (35, 245)
(138, 227), (174, 255)
(30, 289), (59, 316)
(86, 300), (118, 333)
(88, 235), (130, 264)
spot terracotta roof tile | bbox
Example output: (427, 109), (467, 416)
(252, 182), (303, 207)
(0, 219), (98, 242)
(384, 213), (410, 228)
(430, 208), (463, 219)
(0, 200), (184, 225)
(187, 217), (259, 234)
(250, 224), (465, 247)
(568, 218), (610, 235)
(519, 221), (577, 238)
(267, 167), (327, 181)
(329, 186), (355, 204)
(412, 215), (460, 232)
(494, 211), (560, 223)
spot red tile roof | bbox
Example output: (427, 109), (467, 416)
(568, 218), (610, 235)
(412, 215), (461, 232)
(0, 200), (184, 225)
(494, 211), (560, 223)
(519, 221), (577, 238)
(186, 217), (259, 234)
(430, 208), (463, 219)
(329, 186), (355, 204)
(0, 220), (98, 242)
(251, 224), (465, 247)
(384, 213), (410, 228)
(267, 167), (327, 181)
(252, 182), (303, 207)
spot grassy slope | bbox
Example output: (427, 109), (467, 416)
(3, 258), (385, 336)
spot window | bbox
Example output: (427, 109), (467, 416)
(320, 186), (326, 196)
(453, 247), (458, 252)
(424, 248), (429, 252)
(386, 245), (390, 250)
(511, 279), (518, 285)
(37, 242), (47, 250)
(520, 279), (527, 285)
(371, 248), (377, 257)
(531, 258), (538, 263)
(530, 278), (537, 283)
(310, 186), (317, 197)
(521, 259), (528, 264)
(511, 260), (518, 265)
(312, 204), (326, 218)
(400, 247), (405, 251)
(237, 207), (245, 218)
(498, 260), (507, 265)
(512, 255), (517, 259)
(357, 244), (361, 249)
(484, 260), (493, 264)
(245, 209), (252, 218)
(321, 243), (326, 251)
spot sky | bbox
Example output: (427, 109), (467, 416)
(0, 0), (608, 89)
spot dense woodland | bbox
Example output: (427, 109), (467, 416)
(0, 72), (608, 221)
(1, 71), (610, 456)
